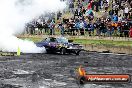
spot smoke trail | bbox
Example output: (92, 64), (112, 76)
(0, 0), (66, 53)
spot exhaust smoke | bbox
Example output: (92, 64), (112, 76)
(0, 0), (66, 53)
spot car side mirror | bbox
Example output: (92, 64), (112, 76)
(68, 40), (73, 43)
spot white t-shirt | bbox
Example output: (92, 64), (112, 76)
(80, 22), (84, 29)
(124, 7), (129, 13)
(106, 0), (109, 4)
(118, 17), (122, 21)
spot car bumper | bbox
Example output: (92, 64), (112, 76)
(67, 47), (84, 50)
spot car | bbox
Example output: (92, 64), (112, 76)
(36, 37), (84, 55)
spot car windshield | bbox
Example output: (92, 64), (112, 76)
(42, 37), (56, 42)
(57, 37), (68, 43)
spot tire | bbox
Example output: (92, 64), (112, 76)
(47, 49), (56, 54)
(68, 52), (71, 55)
(60, 48), (66, 55)
(46, 50), (51, 54)
(76, 50), (80, 55)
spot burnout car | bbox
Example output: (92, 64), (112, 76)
(36, 37), (83, 55)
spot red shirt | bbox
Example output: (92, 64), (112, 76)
(87, 0), (93, 10)
(129, 27), (132, 37)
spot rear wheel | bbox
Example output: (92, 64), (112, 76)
(68, 52), (71, 55)
(60, 48), (66, 55)
(76, 50), (80, 55)
(46, 49), (51, 54)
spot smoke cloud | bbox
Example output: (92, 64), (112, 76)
(0, 0), (66, 53)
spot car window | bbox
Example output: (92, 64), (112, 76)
(57, 37), (68, 43)
(45, 38), (50, 42)
(50, 38), (57, 42)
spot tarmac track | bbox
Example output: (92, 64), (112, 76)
(0, 51), (132, 88)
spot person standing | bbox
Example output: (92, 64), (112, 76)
(129, 25), (132, 37)
(124, 21), (130, 37)
(75, 20), (80, 35)
(49, 20), (55, 35)
(58, 22), (65, 36)
(124, 6), (129, 19)
(107, 21), (112, 37)
(79, 20), (85, 35)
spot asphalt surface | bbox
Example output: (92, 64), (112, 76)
(0, 51), (132, 88)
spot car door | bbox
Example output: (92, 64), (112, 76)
(49, 38), (58, 48)
(42, 38), (50, 48)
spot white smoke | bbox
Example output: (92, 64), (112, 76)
(0, 0), (66, 53)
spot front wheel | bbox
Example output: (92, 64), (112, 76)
(60, 48), (66, 55)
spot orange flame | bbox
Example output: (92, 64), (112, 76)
(78, 66), (86, 76)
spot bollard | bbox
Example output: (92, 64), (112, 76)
(17, 46), (21, 56)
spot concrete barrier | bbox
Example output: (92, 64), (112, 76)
(84, 44), (132, 55)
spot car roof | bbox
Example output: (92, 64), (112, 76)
(46, 37), (68, 40)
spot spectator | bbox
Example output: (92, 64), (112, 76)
(117, 21), (122, 36)
(118, 14), (122, 22)
(87, 0), (92, 10)
(109, 9), (114, 19)
(129, 25), (132, 37)
(124, 21), (130, 37)
(107, 21), (112, 36)
(69, 2), (74, 13)
(99, 20), (106, 36)
(74, 9), (79, 18)
(75, 19), (80, 35)
(49, 20), (55, 35)
(57, 11), (62, 20)
(124, 6), (129, 19)
(43, 22), (49, 34)
(113, 22), (118, 36)
(94, 19), (100, 36)
(58, 22), (65, 36)
(120, 21), (125, 37)
(82, 6), (86, 15)
(79, 20), (85, 35)
(113, 14), (118, 22)
(94, 0), (99, 12)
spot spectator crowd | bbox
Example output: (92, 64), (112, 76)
(25, 0), (132, 37)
